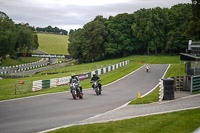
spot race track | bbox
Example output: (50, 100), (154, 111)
(0, 64), (169, 133)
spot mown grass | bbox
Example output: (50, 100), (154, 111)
(49, 108), (200, 133)
(37, 33), (69, 55)
(129, 87), (160, 104)
(0, 55), (180, 101)
(1, 57), (40, 66)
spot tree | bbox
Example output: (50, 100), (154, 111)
(105, 13), (134, 57)
(82, 16), (108, 62)
(166, 4), (192, 53)
(186, 0), (200, 41)
(15, 24), (35, 53)
(68, 29), (85, 63)
(132, 9), (153, 54)
(0, 11), (17, 60)
(68, 3), (193, 61)
(68, 16), (108, 63)
(149, 7), (169, 54)
(33, 33), (39, 49)
(36, 26), (68, 35)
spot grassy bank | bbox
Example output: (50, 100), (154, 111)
(1, 57), (40, 66)
(49, 108), (200, 133)
(37, 33), (69, 55)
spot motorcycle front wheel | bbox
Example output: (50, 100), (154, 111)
(95, 88), (99, 95)
(72, 90), (77, 100)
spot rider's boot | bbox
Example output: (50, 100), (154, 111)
(99, 85), (102, 91)
(80, 87), (83, 93)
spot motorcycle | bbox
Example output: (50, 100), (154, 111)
(70, 79), (83, 100)
(91, 80), (101, 95)
(146, 65), (150, 72)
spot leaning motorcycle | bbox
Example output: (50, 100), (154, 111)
(70, 79), (83, 100)
(91, 80), (101, 95)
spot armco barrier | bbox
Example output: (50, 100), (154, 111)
(191, 75), (200, 92)
(32, 60), (129, 92)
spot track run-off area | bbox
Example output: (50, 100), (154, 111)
(0, 64), (169, 133)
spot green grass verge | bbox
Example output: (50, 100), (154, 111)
(48, 108), (200, 133)
(129, 87), (160, 104)
(0, 55), (180, 101)
(1, 57), (40, 66)
(38, 33), (69, 55)
(164, 63), (185, 78)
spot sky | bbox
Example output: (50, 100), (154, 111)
(0, 0), (191, 31)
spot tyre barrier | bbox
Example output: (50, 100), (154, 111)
(159, 79), (164, 101)
(163, 78), (174, 86)
(163, 78), (174, 100)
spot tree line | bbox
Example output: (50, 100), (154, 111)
(0, 11), (39, 62)
(36, 26), (68, 35)
(68, 3), (199, 63)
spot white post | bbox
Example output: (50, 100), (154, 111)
(188, 40), (192, 50)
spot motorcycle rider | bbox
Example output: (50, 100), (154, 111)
(146, 64), (150, 72)
(90, 73), (102, 91)
(69, 73), (83, 93)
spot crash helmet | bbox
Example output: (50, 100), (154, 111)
(71, 73), (75, 78)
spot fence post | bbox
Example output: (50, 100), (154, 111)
(95, 70), (98, 75)
(101, 68), (103, 74)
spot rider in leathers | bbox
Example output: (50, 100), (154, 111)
(90, 74), (102, 91)
(69, 73), (83, 93)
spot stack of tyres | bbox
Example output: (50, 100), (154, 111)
(163, 78), (174, 100)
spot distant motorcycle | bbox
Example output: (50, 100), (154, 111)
(91, 80), (101, 95)
(146, 65), (150, 72)
(70, 79), (83, 100)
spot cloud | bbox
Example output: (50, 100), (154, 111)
(0, 0), (191, 31)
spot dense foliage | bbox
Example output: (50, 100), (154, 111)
(0, 12), (39, 61)
(186, 0), (200, 40)
(68, 4), (194, 63)
(36, 26), (68, 35)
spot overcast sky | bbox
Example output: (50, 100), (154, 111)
(0, 0), (191, 31)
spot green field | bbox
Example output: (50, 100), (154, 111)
(0, 33), (69, 66)
(37, 33), (69, 55)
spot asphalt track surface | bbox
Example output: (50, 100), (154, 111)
(0, 64), (169, 133)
